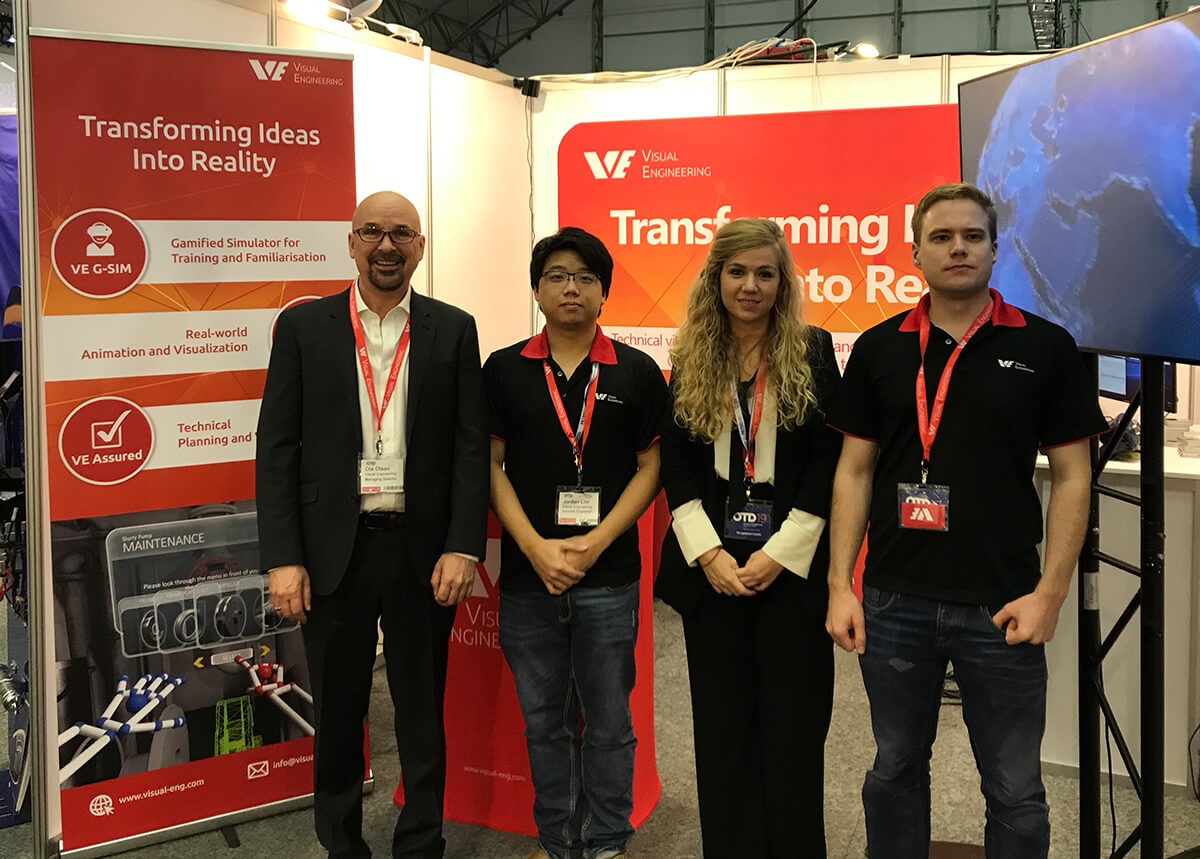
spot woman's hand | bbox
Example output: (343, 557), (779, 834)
(697, 546), (756, 596)
(737, 550), (784, 591)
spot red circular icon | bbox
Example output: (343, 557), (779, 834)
(51, 208), (149, 299)
(59, 396), (154, 486)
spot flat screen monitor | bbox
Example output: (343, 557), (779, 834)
(958, 9), (1200, 363)
(1097, 354), (1177, 413)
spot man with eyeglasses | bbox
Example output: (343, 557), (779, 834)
(483, 227), (666, 859)
(256, 191), (488, 858)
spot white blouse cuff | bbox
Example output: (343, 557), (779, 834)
(761, 508), (827, 579)
(670, 498), (722, 567)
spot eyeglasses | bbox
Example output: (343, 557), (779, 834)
(540, 270), (600, 287)
(353, 224), (420, 245)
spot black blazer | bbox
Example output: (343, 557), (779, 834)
(255, 287), (489, 595)
(655, 326), (842, 617)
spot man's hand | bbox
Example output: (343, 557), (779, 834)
(431, 553), (477, 606)
(269, 564), (311, 624)
(527, 538), (586, 595)
(698, 546), (755, 597)
(826, 585), (866, 654)
(561, 533), (605, 576)
(737, 550), (784, 591)
(992, 587), (1067, 645)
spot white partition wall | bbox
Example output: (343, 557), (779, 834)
(430, 61), (534, 358)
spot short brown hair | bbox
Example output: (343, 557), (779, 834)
(911, 182), (998, 244)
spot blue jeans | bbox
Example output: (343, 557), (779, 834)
(858, 586), (1050, 859)
(499, 582), (639, 859)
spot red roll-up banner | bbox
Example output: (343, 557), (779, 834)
(29, 34), (356, 853)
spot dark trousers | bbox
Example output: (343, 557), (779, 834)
(499, 582), (640, 859)
(858, 586), (1049, 859)
(680, 572), (834, 859)
(302, 520), (457, 858)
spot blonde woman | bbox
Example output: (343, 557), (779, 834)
(656, 218), (841, 856)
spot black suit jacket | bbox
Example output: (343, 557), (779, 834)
(255, 286), (489, 595)
(654, 326), (842, 618)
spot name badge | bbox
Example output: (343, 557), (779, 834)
(556, 485), (601, 527)
(724, 499), (773, 542)
(359, 457), (404, 494)
(897, 482), (949, 531)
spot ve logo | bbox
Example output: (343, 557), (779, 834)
(249, 59), (289, 81)
(908, 506), (935, 523)
(583, 150), (635, 179)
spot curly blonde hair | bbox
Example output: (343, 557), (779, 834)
(668, 218), (818, 442)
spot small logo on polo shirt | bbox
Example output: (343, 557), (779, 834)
(595, 392), (624, 404)
(997, 359), (1035, 374)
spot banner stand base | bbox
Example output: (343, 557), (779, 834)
(58, 778), (375, 859)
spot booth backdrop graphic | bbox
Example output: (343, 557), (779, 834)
(29, 35), (355, 852)
(558, 105), (961, 369)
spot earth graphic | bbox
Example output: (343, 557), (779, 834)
(974, 19), (1200, 361)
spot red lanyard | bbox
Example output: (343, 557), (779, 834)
(915, 296), (993, 483)
(348, 284), (411, 457)
(730, 358), (767, 486)
(543, 360), (601, 485)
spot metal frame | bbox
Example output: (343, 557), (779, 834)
(1078, 356), (1200, 858)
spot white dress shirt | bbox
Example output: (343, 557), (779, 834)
(355, 279), (410, 513)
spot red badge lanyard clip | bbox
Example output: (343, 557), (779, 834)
(544, 360), (600, 486)
(915, 297), (993, 483)
(730, 358), (767, 497)
(349, 284), (411, 458)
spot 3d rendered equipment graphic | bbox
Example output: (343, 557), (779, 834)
(52, 507), (313, 788)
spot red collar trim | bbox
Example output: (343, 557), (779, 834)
(519, 325), (617, 365)
(898, 288), (1025, 332)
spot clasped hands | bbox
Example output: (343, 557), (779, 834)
(527, 533), (606, 595)
(697, 546), (783, 596)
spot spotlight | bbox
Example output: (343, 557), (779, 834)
(385, 23), (423, 46)
(347, 0), (382, 15)
(852, 42), (880, 58)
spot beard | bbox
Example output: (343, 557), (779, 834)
(367, 251), (408, 291)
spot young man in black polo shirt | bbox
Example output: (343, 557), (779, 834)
(826, 183), (1105, 858)
(484, 227), (666, 859)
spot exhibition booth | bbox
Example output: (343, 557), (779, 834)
(1, 0), (1198, 856)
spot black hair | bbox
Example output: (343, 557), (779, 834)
(529, 226), (614, 297)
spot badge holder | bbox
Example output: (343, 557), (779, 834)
(556, 484), (601, 527)
(724, 480), (773, 542)
(897, 481), (949, 531)
(359, 447), (404, 495)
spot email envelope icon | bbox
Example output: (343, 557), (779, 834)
(246, 761), (269, 779)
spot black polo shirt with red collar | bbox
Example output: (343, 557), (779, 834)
(484, 325), (667, 593)
(828, 288), (1106, 605)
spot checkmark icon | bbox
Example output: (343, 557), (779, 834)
(91, 409), (131, 449)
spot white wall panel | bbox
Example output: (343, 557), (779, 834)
(276, 18), (432, 297)
(31, 0), (268, 44)
(725, 57), (943, 114)
(429, 64), (533, 358)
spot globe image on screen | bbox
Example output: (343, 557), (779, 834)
(975, 20), (1200, 361)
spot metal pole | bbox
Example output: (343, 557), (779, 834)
(793, 0), (807, 39)
(1141, 359), (1166, 858)
(1069, 0), (1081, 47)
(988, 0), (999, 50)
(704, 0), (714, 62)
(13, 0), (52, 856)
(893, 0), (904, 54)
(1079, 353), (1102, 858)
(591, 0), (603, 72)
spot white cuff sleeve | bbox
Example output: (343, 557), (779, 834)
(761, 509), (827, 579)
(670, 498), (722, 567)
